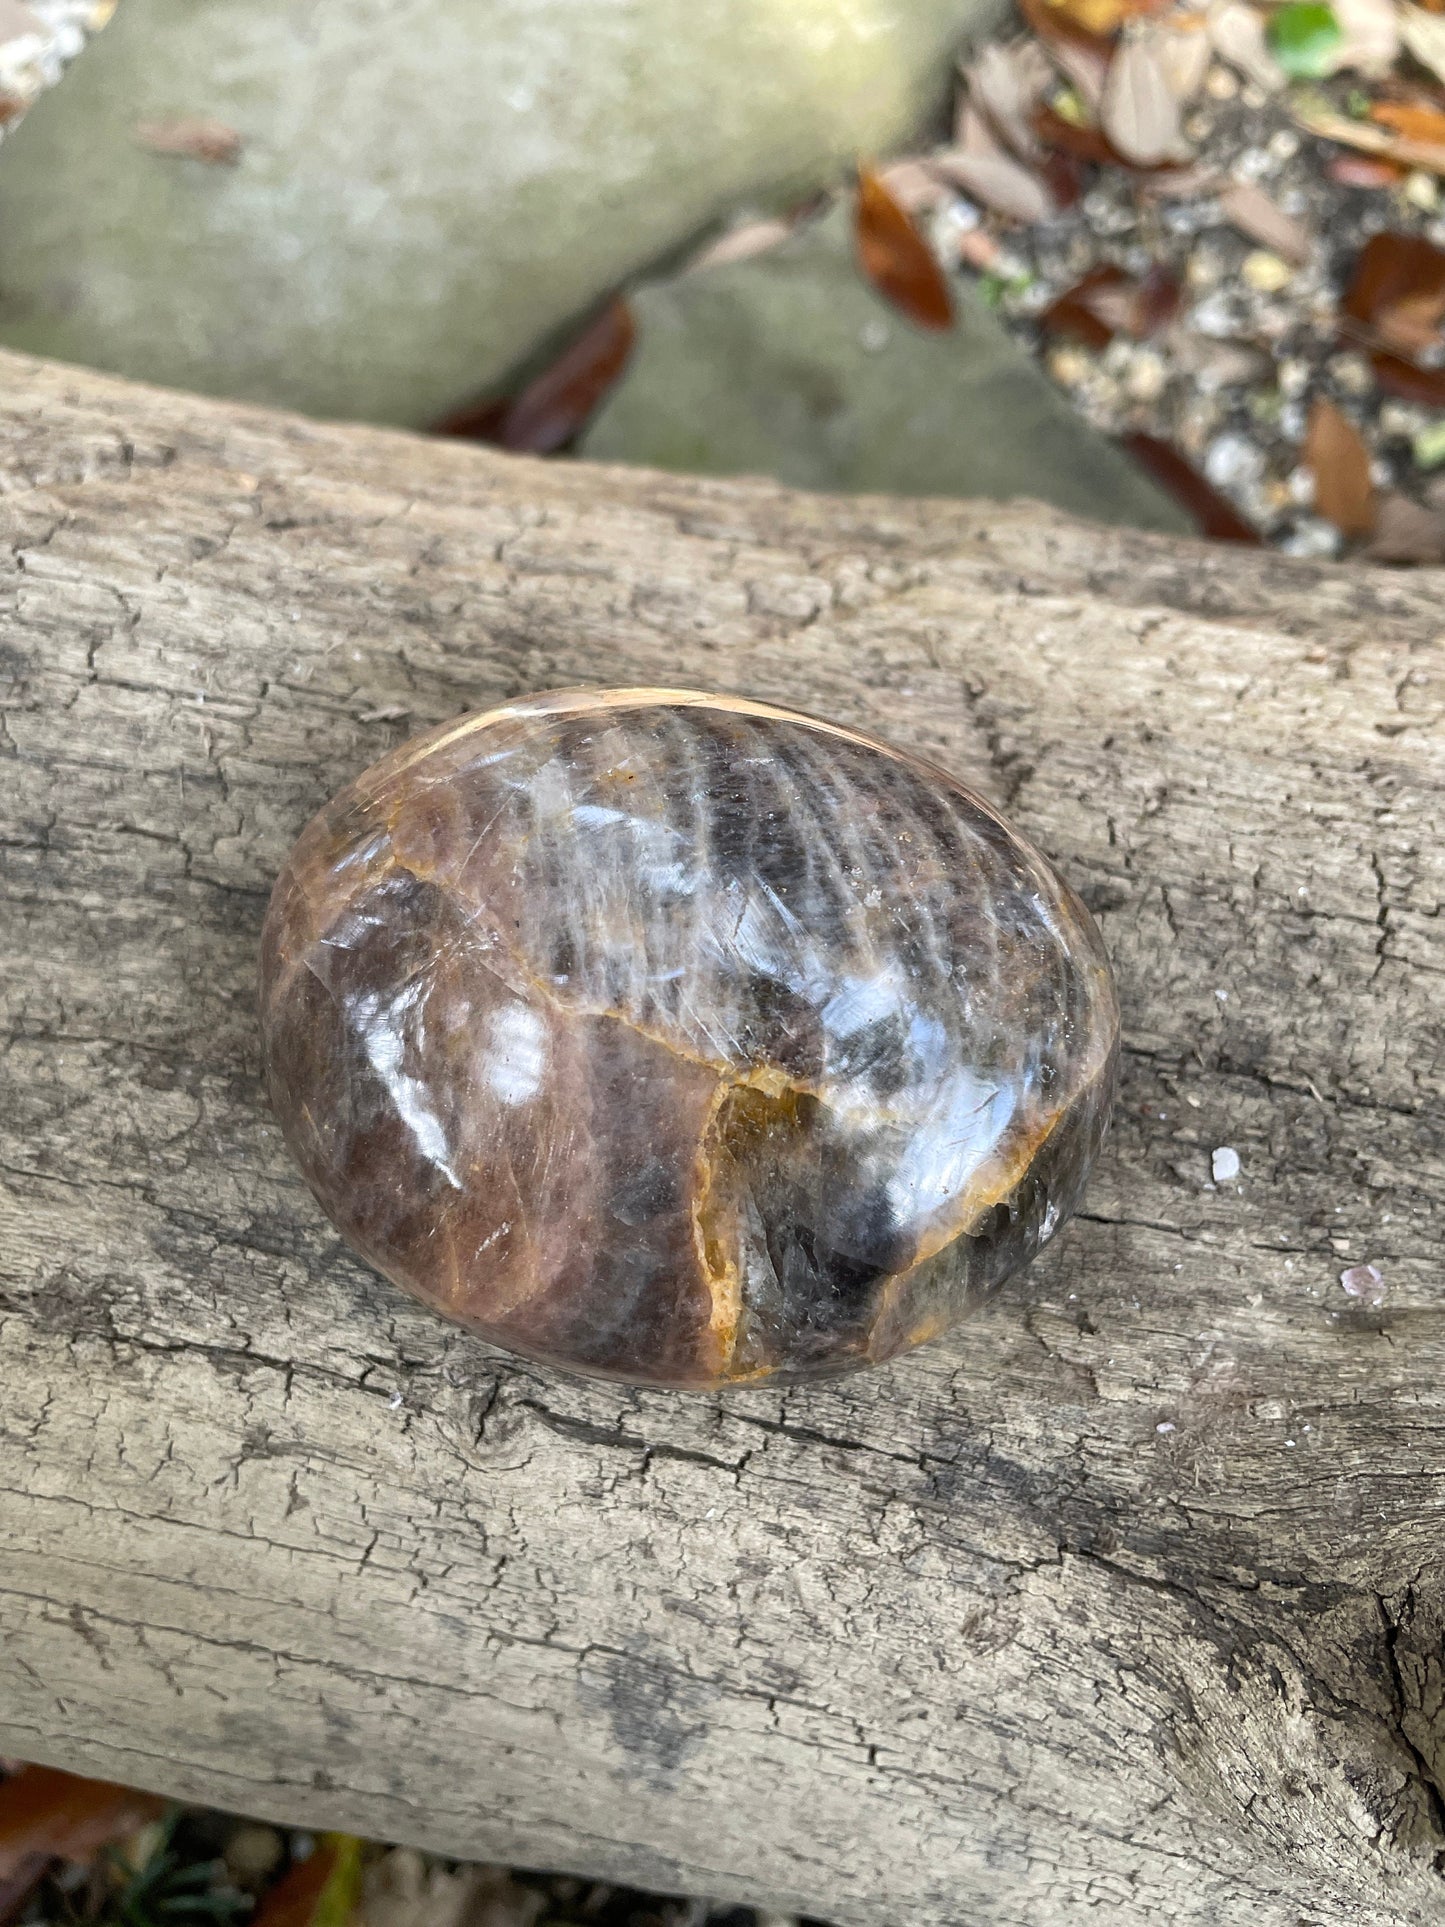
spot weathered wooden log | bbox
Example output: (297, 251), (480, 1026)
(1, 349), (1442, 1927)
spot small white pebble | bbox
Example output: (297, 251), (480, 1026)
(1340, 1262), (1384, 1298)
(1156, 1420), (1176, 1435)
(1241, 250), (1292, 293)
(1212, 1146), (1241, 1183)
(388, 1390), (404, 1409)
(1215, 987), (1228, 1002)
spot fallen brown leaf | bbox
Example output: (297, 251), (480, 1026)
(1371, 348), (1445, 401)
(1370, 98), (1445, 141)
(1019, 0), (1113, 102)
(0, 1766), (165, 1881)
(1102, 32), (1187, 164)
(1040, 0), (1169, 38)
(1293, 101), (1445, 173)
(934, 115), (1058, 222)
(1122, 433), (1263, 540)
(1041, 147), (1089, 205)
(964, 40), (1050, 159)
(252, 1838), (363, 1927)
(1042, 262), (1181, 345)
(854, 165), (954, 330)
(135, 116), (244, 165)
(1033, 100), (1118, 162)
(1304, 396), (1377, 537)
(1343, 229), (1445, 355)
(1361, 490), (1445, 561)
(432, 296), (636, 450)
(1217, 180), (1312, 262)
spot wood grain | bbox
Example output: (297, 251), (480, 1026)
(1, 349), (1443, 1925)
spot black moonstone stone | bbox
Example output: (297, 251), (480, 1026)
(259, 688), (1119, 1388)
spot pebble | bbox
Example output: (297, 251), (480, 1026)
(1340, 1262), (1384, 1298)
(1125, 349), (1168, 401)
(1279, 516), (1341, 556)
(1204, 432), (1264, 488)
(1328, 352), (1374, 395)
(1241, 250), (1292, 292)
(1206, 63), (1239, 96)
(1048, 344), (1093, 386)
(225, 1826), (284, 1888)
(1212, 1146), (1242, 1183)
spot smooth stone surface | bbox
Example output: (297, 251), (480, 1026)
(259, 689), (1119, 1389)
(583, 207), (1191, 528)
(0, 0), (1004, 426)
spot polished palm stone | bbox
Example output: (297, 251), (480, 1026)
(259, 688), (1119, 1388)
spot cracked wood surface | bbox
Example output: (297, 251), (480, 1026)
(0, 349), (1442, 1926)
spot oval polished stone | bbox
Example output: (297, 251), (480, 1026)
(259, 689), (1119, 1388)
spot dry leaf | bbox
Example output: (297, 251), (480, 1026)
(1154, 15), (1214, 99)
(1343, 230), (1445, 354)
(964, 40), (1049, 159)
(932, 150), (1057, 222)
(877, 159), (952, 213)
(252, 1838), (363, 1927)
(1122, 433), (1263, 540)
(853, 165), (954, 330)
(1304, 397), (1377, 537)
(1040, 146), (1089, 204)
(1217, 180), (1312, 262)
(687, 216), (795, 272)
(1293, 100), (1445, 173)
(1039, 0), (1172, 37)
(135, 116), (244, 165)
(933, 114), (1057, 222)
(1019, 0), (1113, 101)
(0, 1766), (165, 1880)
(1399, 0), (1445, 84)
(1370, 348), (1445, 401)
(1033, 100), (1119, 161)
(1102, 32), (1187, 164)
(1327, 0), (1399, 72)
(432, 296), (635, 450)
(1360, 491), (1445, 561)
(1208, 2), (1287, 89)
(1370, 99), (1445, 143)
(1042, 261), (1180, 344)
(1137, 159), (1223, 194)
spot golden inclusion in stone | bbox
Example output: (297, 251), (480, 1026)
(258, 689), (1119, 1389)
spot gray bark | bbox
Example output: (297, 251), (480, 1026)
(1, 349), (1443, 1926)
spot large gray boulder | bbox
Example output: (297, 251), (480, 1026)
(582, 208), (1188, 529)
(0, 0), (1004, 426)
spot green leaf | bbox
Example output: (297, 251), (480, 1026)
(1268, 1), (1342, 76)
